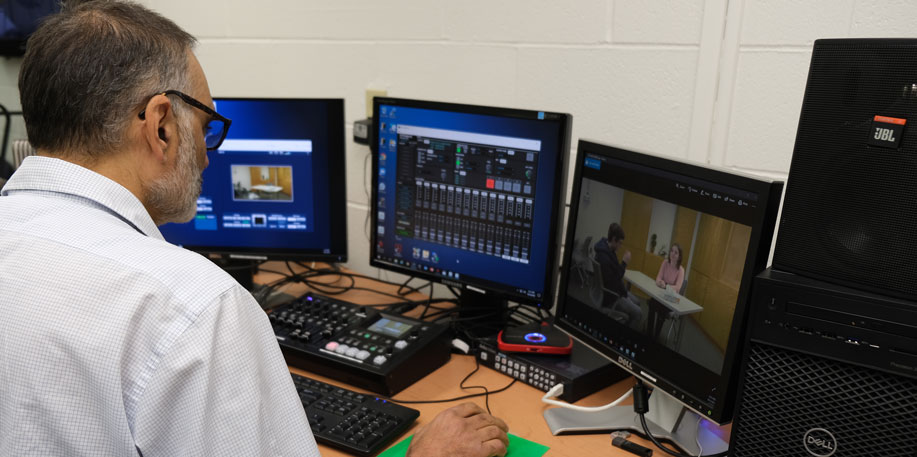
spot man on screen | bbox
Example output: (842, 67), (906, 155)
(594, 222), (643, 328)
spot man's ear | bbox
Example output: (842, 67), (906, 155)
(140, 93), (177, 161)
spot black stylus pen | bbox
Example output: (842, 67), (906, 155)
(612, 436), (653, 457)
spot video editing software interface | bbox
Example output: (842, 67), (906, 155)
(160, 98), (346, 260)
(372, 99), (569, 304)
(558, 142), (778, 421)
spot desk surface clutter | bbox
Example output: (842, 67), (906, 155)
(258, 262), (731, 457)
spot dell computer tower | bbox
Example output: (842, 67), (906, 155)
(731, 39), (917, 456)
(731, 269), (917, 456)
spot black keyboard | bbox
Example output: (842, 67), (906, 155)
(292, 372), (420, 456)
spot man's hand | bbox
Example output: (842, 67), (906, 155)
(406, 403), (510, 457)
(622, 250), (632, 264)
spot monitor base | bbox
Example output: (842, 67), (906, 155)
(456, 288), (511, 338)
(543, 389), (728, 455)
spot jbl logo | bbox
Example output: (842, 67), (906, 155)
(874, 127), (897, 142)
(867, 115), (906, 148)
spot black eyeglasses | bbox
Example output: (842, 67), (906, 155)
(139, 90), (232, 151)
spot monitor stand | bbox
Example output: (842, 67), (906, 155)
(456, 288), (511, 338)
(211, 256), (294, 309)
(543, 389), (728, 455)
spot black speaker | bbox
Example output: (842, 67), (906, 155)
(731, 269), (917, 456)
(773, 38), (917, 301)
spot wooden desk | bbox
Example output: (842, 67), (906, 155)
(292, 355), (643, 457)
(256, 263), (716, 456)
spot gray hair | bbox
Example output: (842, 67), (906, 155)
(19, 0), (197, 158)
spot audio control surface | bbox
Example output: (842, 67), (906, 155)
(271, 293), (451, 396)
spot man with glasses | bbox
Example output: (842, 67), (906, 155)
(0, 2), (508, 457)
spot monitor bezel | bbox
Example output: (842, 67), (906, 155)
(554, 139), (783, 423)
(369, 96), (572, 308)
(166, 97), (348, 263)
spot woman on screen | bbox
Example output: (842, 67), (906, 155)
(649, 243), (685, 339)
(655, 243), (685, 292)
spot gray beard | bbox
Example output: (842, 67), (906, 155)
(145, 116), (202, 225)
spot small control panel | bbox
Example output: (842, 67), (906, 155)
(476, 337), (627, 402)
(491, 351), (558, 391)
(271, 293), (451, 396)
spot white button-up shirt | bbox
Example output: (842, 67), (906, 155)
(0, 156), (319, 456)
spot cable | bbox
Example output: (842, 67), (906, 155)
(265, 262), (456, 309)
(389, 356), (517, 415)
(418, 281), (436, 319)
(396, 276), (417, 296)
(389, 379), (516, 408)
(294, 263), (432, 297)
(258, 262), (456, 316)
(632, 380), (728, 457)
(458, 354), (495, 414)
(541, 383), (633, 412)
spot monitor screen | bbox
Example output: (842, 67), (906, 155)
(160, 98), (347, 263)
(0, 0), (60, 56)
(555, 140), (782, 424)
(371, 97), (571, 312)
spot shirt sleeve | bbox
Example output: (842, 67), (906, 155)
(132, 285), (320, 457)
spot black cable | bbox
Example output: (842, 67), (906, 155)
(294, 263), (431, 297)
(388, 379), (516, 408)
(418, 280), (435, 319)
(396, 276), (416, 296)
(389, 356), (517, 415)
(260, 263), (459, 311)
(633, 380), (729, 457)
(458, 354), (495, 414)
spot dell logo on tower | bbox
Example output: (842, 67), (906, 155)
(803, 428), (837, 457)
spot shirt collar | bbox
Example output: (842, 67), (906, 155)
(2, 156), (165, 240)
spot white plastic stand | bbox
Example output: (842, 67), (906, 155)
(543, 389), (728, 455)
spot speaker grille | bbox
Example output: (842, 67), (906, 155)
(773, 39), (917, 300)
(732, 343), (917, 456)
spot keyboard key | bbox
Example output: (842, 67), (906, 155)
(291, 372), (419, 456)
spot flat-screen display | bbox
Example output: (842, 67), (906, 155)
(0, 1), (60, 56)
(160, 98), (347, 262)
(555, 139), (783, 423)
(370, 97), (571, 308)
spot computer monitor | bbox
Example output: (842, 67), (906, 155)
(0, 0), (60, 56)
(550, 140), (783, 454)
(370, 97), (571, 331)
(160, 98), (347, 292)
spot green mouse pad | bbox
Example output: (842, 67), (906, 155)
(377, 433), (549, 457)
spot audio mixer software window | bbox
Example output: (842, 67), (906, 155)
(393, 125), (539, 264)
(374, 103), (563, 300)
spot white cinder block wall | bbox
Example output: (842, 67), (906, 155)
(1, 0), (917, 288)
